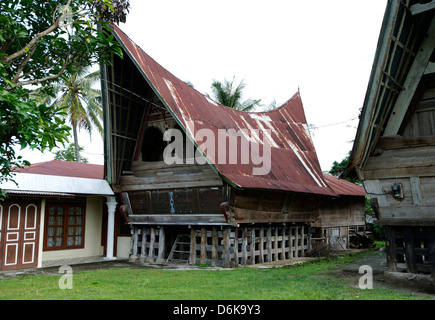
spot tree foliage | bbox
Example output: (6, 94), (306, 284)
(209, 76), (261, 111)
(328, 152), (360, 184)
(54, 143), (88, 163)
(0, 0), (129, 196)
(36, 66), (103, 162)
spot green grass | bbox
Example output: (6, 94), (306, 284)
(0, 249), (432, 300)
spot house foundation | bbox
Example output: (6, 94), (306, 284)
(129, 223), (311, 267)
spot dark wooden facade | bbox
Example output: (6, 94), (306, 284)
(345, 1), (435, 277)
(311, 174), (366, 250)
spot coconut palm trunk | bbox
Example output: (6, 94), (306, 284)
(71, 124), (81, 162)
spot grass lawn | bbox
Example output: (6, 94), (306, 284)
(0, 249), (433, 300)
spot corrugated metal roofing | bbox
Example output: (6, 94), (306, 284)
(2, 173), (114, 196)
(14, 160), (104, 180)
(4, 161), (114, 196)
(322, 173), (366, 197)
(111, 24), (336, 197)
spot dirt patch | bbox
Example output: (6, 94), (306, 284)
(329, 249), (435, 297)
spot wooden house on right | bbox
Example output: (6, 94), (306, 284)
(345, 0), (435, 277)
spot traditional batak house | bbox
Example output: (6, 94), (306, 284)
(100, 24), (365, 267)
(0, 160), (118, 271)
(345, 0), (435, 277)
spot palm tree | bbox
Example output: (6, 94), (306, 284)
(208, 76), (261, 111)
(37, 66), (102, 162)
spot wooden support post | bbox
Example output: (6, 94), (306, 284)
(223, 227), (231, 268)
(301, 224), (305, 257)
(189, 228), (196, 265)
(234, 228), (239, 266)
(130, 226), (138, 262)
(267, 227), (272, 262)
(404, 227), (417, 273)
(307, 224), (312, 252)
(428, 228), (435, 280)
(250, 228), (256, 265)
(156, 227), (165, 263)
(212, 227), (218, 267)
(242, 227), (248, 265)
(385, 227), (397, 272)
(289, 225), (293, 259)
(274, 226), (279, 261)
(281, 225), (286, 260)
(295, 225), (299, 258)
(259, 227), (264, 263)
(200, 227), (207, 265)
(146, 227), (155, 262)
(139, 227), (147, 262)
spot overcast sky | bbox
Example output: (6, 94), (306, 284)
(20, 0), (388, 172)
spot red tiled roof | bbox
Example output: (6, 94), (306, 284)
(15, 160), (104, 180)
(322, 173), (366, 197)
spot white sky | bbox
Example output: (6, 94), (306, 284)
(18, 0), (388, 171)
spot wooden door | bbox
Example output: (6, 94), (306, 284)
(0, 201), (41, 271)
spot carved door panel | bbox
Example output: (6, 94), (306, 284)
(0, 201), (40, 271)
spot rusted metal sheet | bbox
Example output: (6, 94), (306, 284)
(14, 160), (104, 180)
(112, 24), (336, 197)
(322, 173), (366, 197)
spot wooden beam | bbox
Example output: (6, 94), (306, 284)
(383, 17), (435, 136)
(274, 226), (279, 261)
(139, 227), (147, 262)
(242, 227), (248, 265)
(230, 206), (318, 224)
(410, 177), (422, 205)
(280, 226), (287, 260)
(189, 228), (196, 265)
(377, 218), (435, 226)
(259, 227), (264, 263)
(411, 1), (435, 15)
(156, 227), (165, 263)
(250, 228), (256, 265)
(222, 227), (231, 268)
(130, 226), (138, 262)
(363, 165), (435, 180)
(266, 227), (272, 262)
(211, 227), (218, 266)
(375, 135), (435, 150)
(385, 227), (398, 271)
(127, 214), (228, 225)
(404, 227), (417, 273)
(200, 227), (207, 265)
(146, 227), (155, 262)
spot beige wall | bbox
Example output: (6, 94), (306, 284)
(38, 197), (105, 267)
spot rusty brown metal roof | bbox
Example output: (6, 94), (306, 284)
(15, 160), (104, 180)
(112, 24), (336, 197)
(322, 173), (366, 197)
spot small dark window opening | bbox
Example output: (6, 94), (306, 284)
(141, 127), (166, 161)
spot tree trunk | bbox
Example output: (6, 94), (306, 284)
(72, 125), (81, 162)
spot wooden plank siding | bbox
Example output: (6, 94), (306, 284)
(228, 189), (321, 224)
(361, 82), (435, 226)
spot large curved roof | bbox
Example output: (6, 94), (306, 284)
(111, 24), (336, 196)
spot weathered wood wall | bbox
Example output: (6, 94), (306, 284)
(360, 79), (435, 225)
(360, 74), (435, 275)
(313, 196), (365, 228)
(227, 189), (320, 224)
